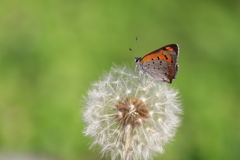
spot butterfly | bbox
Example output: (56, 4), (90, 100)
(135, 44), (179, 83)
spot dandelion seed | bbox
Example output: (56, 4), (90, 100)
(83, 66), (182, 160)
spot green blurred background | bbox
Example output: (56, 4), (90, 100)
(0, 0), (240, 160)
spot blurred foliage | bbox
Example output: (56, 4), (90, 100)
(0, 0), (240, 160)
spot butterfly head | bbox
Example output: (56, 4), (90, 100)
(134, 57), (142, 63)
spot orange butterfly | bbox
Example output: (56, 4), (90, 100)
(135, 44), (179, 83)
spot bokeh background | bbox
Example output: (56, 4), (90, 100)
(1, 0), (240, 160)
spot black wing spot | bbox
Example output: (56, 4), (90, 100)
(160, 61), (162, 65)
(148, 64), (150, 66)
(152, 58), (154, 60)
(152, 61), (155, 64)
(165, 72), (168, 75)
(164, 54), (168, 60)
(157, 56), (160, 60)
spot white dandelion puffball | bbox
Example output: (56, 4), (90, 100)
(83, 66), (182, 160)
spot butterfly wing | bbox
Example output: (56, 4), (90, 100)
(140, 44), (178, 64)
(136, 44), (179, 83)
(138, 60), (178, 83)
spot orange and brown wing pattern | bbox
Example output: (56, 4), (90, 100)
(140, 44), (178, 64)
(135, 44), (179, 83)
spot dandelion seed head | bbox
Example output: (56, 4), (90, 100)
(83, 66), (182, 160)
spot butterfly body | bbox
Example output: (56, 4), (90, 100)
(135, 44), (179, 83)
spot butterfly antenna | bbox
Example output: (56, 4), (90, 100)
(136, 37), (140, 55)
(129, 48), (137, 56)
